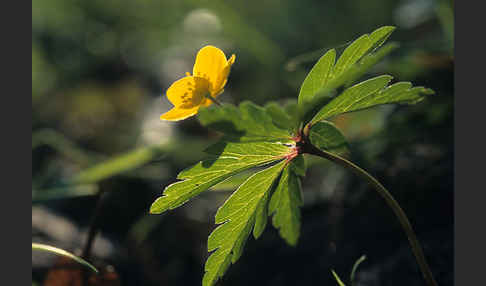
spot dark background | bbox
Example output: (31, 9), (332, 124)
(32, 0), (453, 285)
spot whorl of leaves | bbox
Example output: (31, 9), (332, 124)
(151, 26), (434, 286)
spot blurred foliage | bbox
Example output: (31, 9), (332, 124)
(32, 0), (453, 285)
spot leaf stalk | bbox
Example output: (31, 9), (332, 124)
(299, 134), (438, 286)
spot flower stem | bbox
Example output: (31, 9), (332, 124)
(205, 94), (222, 106)
(301, 142), (438, 286)
(82, 190), (106, 261)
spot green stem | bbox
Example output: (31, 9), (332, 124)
(302, 142), (438, 286)
(82, 190), (106, 261)
(205, 93), (222, 106)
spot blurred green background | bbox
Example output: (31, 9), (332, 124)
(32, 0), (453, 285)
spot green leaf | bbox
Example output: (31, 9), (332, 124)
(331, 26), (394, 81)
(268, 161), (303, 246)
(150, 142), (291, 214)
(298, 49), (336, 117)
(332, 34), (372, 79)
(284, 101), (299, 119)
(367, 25), (396, 52)
(297, 26), (396, 123)
(284, 101), (301, 130)
(203, 161), (286, 286)
(198, 102), (293, 142)
(264, 102), (295, 131)
(343, 43), (399, 88)
(208, 170), (254, 192)
(289, 154), (306, 177)
(32, 243), (99, 274)
(253, 188), (271, 239)
(311, 75), (392, 122)
(310, 75), (434, 124)
(308, 121), (350, 157)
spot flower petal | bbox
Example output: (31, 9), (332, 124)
(217, 54), (236, 92)
(166, 76), (210, 108)
(193, 46), (233, 95)
(227, 54), (236, 66)
(160, 106), (199, 121)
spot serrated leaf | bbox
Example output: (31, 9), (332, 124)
(198, 102), (293, 142)
(32, 243), (99, 274)
(332, 26), (395, 79)
(310, 75), (392, 123)
(204, 161), (286, 286)
(150, 142), (291, 214)
(367, 26), (396, 52)
(329, 26), (395, 91)
(310, 75), (434, 124)
(332, 35), (372, 79)
(268, 162), (303, 246)
(253, 189), (271, 239)
(343, 43), (399, 88)
(297, 26), (396, 123)
(289, 154), (306, 176)
(208, 170), (254, 192)
(298, 49), (336, 117)
(308, 121), (350, 157)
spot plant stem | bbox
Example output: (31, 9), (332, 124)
(82, 190), (106, 261)
(301, 142), (438, 286)
(81, 190), (108, 285)
(205, 94), (222, 106)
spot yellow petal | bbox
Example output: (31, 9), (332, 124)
(160, 106), (199, 121)
(166, 76), (210, 108)
(217, 54), (236, 92)
(193, 46), (234, 95)
(227, 54), (236, 66)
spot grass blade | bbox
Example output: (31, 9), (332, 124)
(32, 243), (99, 274)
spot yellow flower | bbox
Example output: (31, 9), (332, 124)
(160, 45), (236, 121)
